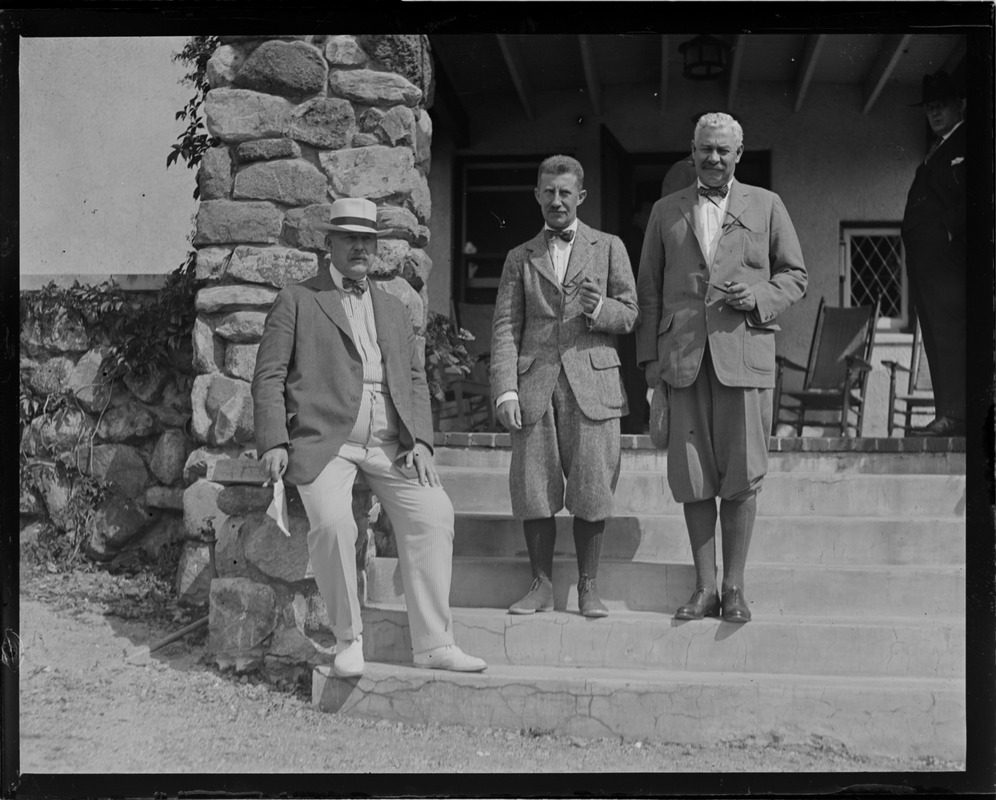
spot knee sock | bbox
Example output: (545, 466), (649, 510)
(573, 517), (605, 581)
(720, 492), (757, 591)
(683, 499), (718, 591)
(523, 516), (557, 582)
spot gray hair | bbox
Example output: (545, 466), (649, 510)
(537, 154), (584, 190)
(694, 112), (744, 148)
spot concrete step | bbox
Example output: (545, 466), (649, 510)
(366, 557), (966, 618)
(313, 662), (965, 762)
(433, 444), (967, 476)
(361, 604), (965, 679)
(437, 467), (967, 518)
(453, 512), (966, 566)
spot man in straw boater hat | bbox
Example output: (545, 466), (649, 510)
(902, 69), (967, 437)
(252, 197), (487, 676)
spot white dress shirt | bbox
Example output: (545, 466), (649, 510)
(328, 263), (385, 386)
(695, 179), (732, 267)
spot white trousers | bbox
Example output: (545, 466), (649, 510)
(295, 386), (456, 654)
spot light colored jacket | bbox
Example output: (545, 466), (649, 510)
(490, 221), (639, 425)
(252, 269), (432, 486)
(635, 179), (808, 389)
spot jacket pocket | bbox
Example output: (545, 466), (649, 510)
(657, 312), (675, 335)
(589, 349), (621, 370)
(743, 323), (776, 373)
(517, 354), (536, 374)
(741, 231), (768, 269)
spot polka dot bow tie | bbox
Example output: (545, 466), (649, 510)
(545, 228), (575, 243)
(698, 184), (729, 199)
(342, 277), (368, 295)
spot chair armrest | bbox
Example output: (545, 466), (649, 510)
(880, 359), (911, 374)
(845, 354), (874, 372)
(774, 355), (807, 372)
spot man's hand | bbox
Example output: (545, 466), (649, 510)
(644, 361), (662, 388)
(260, 446), (288, 484)
(497, 398), (522, 431)
(724, 282), (757, 312)
(404, 442), (440, 487)
(579, 277), (601, 315)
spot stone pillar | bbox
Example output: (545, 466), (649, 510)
(182, 34), (434, 678)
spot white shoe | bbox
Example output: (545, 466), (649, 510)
(333, 634), (364, 677)
(413, 644), (487, 672)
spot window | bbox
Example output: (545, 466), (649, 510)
(840, 225), (908, 330)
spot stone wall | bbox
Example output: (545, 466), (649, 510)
(185, 34), (434, 681)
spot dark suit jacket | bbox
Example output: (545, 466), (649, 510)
(490, 221), (639, 426)
(635, 179), (808, 390)
(251, 269), (433, 486)
(902, 122), (966, 253)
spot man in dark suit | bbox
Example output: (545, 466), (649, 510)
(491, 155), (639, 618)
(902, 70), (967, 437)
(252, 197), (486, 677)
(636, 113), (807, 624)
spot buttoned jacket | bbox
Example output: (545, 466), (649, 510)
(490, 221), (639, 426)
(251, 268), (433, 486)
(635, 179), (808, 389)
(902, 122), (966, 247)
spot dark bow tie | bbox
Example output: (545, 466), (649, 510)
(698, 184), (729, 199)
(342, 277), (368, 296)
(545, 228), (575, 243)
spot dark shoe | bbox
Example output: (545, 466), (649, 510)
(674, 588), (721, 620)
(721, 586), (752, 624)
(911, 416), (965, 437)
(577, 576), (609, 618)
(509, 576), (554, 614)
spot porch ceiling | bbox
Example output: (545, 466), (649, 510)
(427, 33), (966, 142)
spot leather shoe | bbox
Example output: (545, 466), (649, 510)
(674, 588), (721, 620)
(413, 644), (487, 672)
(509, 576), (554, 614)
(911, 416), (965, 437)
(333, 634), (364, 677)
(721, 586), (752, 624)
(578, 576), (609, 618)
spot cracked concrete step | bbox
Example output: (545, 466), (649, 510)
(436, 467), (967, 518)
(360, 604), (965, 679)
(366, 557), (966, 618)
(313, 662), (965, 762)
(453, 512), (966, 566)
(433, 446), (967, 476)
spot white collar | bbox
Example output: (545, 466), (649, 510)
(939, 120), (964, 143)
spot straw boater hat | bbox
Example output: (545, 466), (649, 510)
(314, 197), (390, 236)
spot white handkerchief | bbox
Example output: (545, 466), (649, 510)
(266, 479), (291, 537)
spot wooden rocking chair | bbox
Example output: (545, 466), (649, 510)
(772, 297), (881, 437)
(441, 302), (496, 432)
(881, 320), (934, 436)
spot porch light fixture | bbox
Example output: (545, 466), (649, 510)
(679, 34), (731, 81)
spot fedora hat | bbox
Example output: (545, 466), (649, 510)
(910, 70), (963, 106)
(314, 197), (390, 236)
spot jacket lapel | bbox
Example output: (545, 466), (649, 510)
(526, 230), (561, 290)
(677, 185), (708, 263)
(563, 222), (594, 287)
(369, 283), (394, 356)
(722, 180), (750, 237)
(307, 268), (357, 349)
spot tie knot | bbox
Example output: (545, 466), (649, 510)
(546, 228), (575, 243)
(698, 184), (729, 199)
(342, 277), (368, 296)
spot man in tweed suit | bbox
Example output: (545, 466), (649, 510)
(252, 197), (486, 676)
(636, 113), (807, 624)
(902, 70), (967, 437)
(491, 155), (639, 618)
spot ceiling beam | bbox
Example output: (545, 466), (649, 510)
(862, 33), (913, 114)
(726, 34), (745, 111)
(659, 35), (670, 114)
(578, 35), (603, 117)
(793, 34), (826, 113)
(496, 34), (535, 121)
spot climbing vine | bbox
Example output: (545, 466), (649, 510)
(167, 35), (222, 196)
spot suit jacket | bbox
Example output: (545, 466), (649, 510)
(635, 179), (808, 389)
(251, 268), (433, 486)
(902, 122), (966, 255)
(490, 220), (639, 426)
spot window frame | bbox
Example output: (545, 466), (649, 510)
(839, 223), (909, 331)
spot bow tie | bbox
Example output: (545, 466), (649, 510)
(342, 277), (368, 296)
(545, 228), (575, 243)
(698, 184), (729, 199)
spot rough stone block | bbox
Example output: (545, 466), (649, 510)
(377, 205), (428, 248)
(233, 39), (328, 99)
(282, 203), (333, 251)
(377, 106), (417, 148)
(195, 285), (279, 314)
(287, 97), (356, 149)
(233, 158), (329, 206)
(206, 44), (244, 89)
(23, 407), (95, 458)
(216, 484), (272, 516)
(209, 578), (278, 671)
(146, 380), (193, 430)
(194, 246), (233, 282)
(183, 446), (247, 485)
(320, 145), (417, 201)
(194, 199), (284, 246)
(96, 400), (159, 443)
(243, 511), (311, 582)
(329, 68), (421, 108)
(205, 88), (293, 143)
(33, 463), (72, 529)
(144, 486), (185, 512)
(176, 541), (213, 608)
(375, 277), (425, 337)
(325, 35), (367, 67)
(86, 495), (156, 560)
(133, 514), (186, 557)
(224, 343), (258, 381)
(214, 514), (249, 578)
(368, 239), (409, 278)
(20, 307), (90, 356)
(183, 478), (229, 540)
(67, 347), (115, 414)
(85, 443), (150, 499)
(192, 317), (223, 375)
(26, 356), (74, 396)
(150, 429), (189, 486)
(407, 169), (431, 223)
(236, 137), (302, 163)
(227, 246), (318, 289)
(356, 35), (432, 100)
(123, 363), (170, 404)
(198, 146), (233, 200)
(214, 310), (268, 343)
(350, 132), (380, 148)
(415, 109), (432, 171)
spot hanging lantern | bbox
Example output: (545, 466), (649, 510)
(679, 35), (732, 81)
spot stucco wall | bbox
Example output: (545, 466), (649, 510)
(19, 38), (198, 277)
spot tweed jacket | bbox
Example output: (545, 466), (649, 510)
(635, 179), (808, 390)
(490, 220), (639, 426)
(902, 122), (966, 248)
(251, 268), (433, 486)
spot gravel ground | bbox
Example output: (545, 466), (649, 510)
(11, 558), (966, 794)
